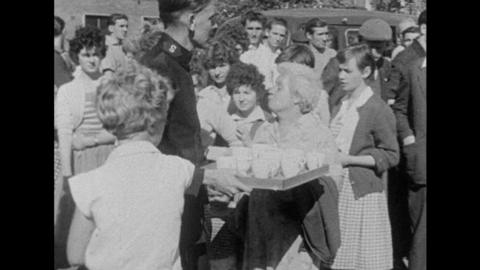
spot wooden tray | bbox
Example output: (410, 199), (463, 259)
(203, 162), (330, 191)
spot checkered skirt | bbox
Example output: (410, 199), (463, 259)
(326, 170), (393, 270)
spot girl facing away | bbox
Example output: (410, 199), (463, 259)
(66, 63), (194, 270)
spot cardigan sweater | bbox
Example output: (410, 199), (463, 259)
(55, 71), (100, 137)
(331, 94), (400, 199)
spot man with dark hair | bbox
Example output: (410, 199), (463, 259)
(101, 13), (129, 76)
(391, 9), (426, 270)
(140, 1), (250, 269)
(240, 17), (287, 90)
(54, 16), (72, 88)
(305, 18), (337, 76)
(241, 10), (267, 49)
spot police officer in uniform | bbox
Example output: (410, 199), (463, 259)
(140, 1), (251, 269)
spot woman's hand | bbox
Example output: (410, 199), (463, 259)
(72, 133), (96, 151)
(236, 127), (253, 147)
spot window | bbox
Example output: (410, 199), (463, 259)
(345, 28), (360, 47)
(84, 14), (110, 32)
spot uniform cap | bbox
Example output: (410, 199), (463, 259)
(359, 18), (392, 41)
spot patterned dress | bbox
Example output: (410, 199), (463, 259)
(327, 88), (393, 270)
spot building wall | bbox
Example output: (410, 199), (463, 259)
(54, 0), (159, 39)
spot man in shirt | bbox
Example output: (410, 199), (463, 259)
(140, 1), (251, 269)
(101, 13), (129, 76)
(241, 10), (267, 50)
(240, 17), (288, 90)
(305, 18), (337, 76)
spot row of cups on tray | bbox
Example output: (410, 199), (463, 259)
(216, 144), (326, 179)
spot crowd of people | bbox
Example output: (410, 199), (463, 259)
(54, 1), (426, 270)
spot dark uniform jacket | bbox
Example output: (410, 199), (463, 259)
(140, 33), (205, 196)
(392, 58), (426, 186)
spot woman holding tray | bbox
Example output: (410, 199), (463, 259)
(325, 44), (399, 270)
(242, 62), (343, 270)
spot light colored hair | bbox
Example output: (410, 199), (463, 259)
(277, 62), (323, 114)
(96, 62), (174, 140)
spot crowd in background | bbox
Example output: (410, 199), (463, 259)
(54, 1), (426, 270)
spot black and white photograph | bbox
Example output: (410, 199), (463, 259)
(54, 0), (427, 269)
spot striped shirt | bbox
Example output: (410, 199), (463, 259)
(76, 90), (104, 136)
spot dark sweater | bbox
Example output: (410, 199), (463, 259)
(140, 33), (205, 196)
(332, 94), (400, 199)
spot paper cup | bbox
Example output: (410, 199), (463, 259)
(252, 158), (271, 178)
(231, 147), (252, 159)
(236, 157), (251, 176)
(217, 156), (236, 169)
(281, 158), (303, 178)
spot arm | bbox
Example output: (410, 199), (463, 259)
(213, 110), (242, 147)
(55, 86), (74, 176)
(184, 165), (252, 198)
(314, 90), (331, 126)
(58, 132), (73, 176)
(356, 106), (400, 174)
(67, 207), (95, 266)
(391, 60), (415, 144)
(340, 154), (375, 167)
(93, 129), (117, 145)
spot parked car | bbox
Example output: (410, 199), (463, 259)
(216, 8), (414, 52)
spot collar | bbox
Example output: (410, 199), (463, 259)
(105, 35), (121, 46)
(309, 44), (327, 55)
(154, 33), (192, 71)
(261, 42), (281, 55)
(75, 69), (101, 88)
(106, 140), (160, 163)
(231, 105), (265, 123)
(340, 86), (374, 110)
